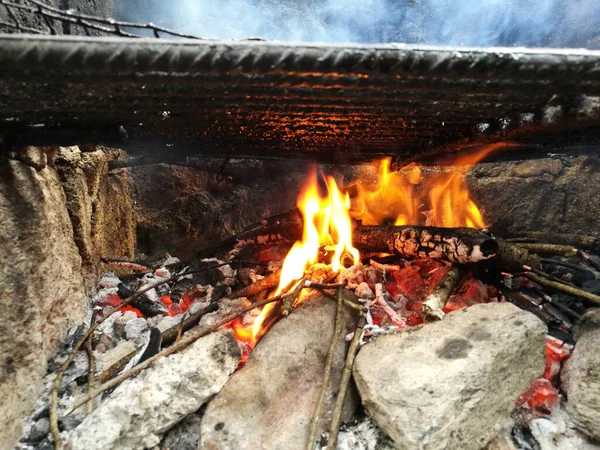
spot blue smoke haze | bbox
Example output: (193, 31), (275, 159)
(116, 0), (600, 48)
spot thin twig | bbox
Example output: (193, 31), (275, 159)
(84, 331), (95, 416)
(327, 314), (367, 450)
(540, 258), (596, 273)
(63, 293), (289, 417)
(516, 243), (577, 256)
(421, 266), (466, 321)
(307, 287), (344, 450)
(525, 272), (600, 306)
(530, 267), (575, 287)
(230, 269), (282, 299)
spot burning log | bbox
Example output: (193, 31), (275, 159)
(196, 209), (302, 259)
(352, 224), (540, 273)
(421, 266), (467, 321)
(353, 225), (498, 264)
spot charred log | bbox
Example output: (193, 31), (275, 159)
(353, 225), (498, 264)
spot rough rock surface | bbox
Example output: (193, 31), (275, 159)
(0, 158), (87, 449)
(200, 296), (358, 450)
(55, 146), (135, 289)
(66, 330), (241, 450)
(466, 154), (600, 236)
(127, 160), (312, 259)
(561, 308), (600, 441)
(353, 302), (547, 450)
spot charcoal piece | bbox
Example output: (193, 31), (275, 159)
(512, 424), (541, 450)
(571, 270), (596, 285)
(583, 279), (600, 295)
(137, 328), (162, 365)
(210, 284), (228, 302)
(117, 282), (165, 317)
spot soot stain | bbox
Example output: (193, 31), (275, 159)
(436, 338), (473, 360)
(469, 329), (492, 341)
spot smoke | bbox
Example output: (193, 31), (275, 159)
(116, 0), (600, 48)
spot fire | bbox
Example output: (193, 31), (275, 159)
(235, 143), (511, 349)
(247, 170), (360, 345)
(348, 143), (512, 228)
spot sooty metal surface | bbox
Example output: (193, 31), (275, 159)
(1, 35), (600, 163)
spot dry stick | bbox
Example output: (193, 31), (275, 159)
(540, 258), (595, 273)
(516, 243), (577, 256)
(84, 337), (95, 416)
(230, 269), (282, 299)
(306, 287), (344, 450)
(508, 232), (599, 250)
(63, 292), (290, 417)
(49, 264), (238, 449)
(525, 272), (600, 306)
(421, 265), (467, 321)
(327, 314), (367, 450)
(530, 267), (575, 287)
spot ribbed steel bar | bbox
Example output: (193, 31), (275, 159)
(1, 35), (599, 162)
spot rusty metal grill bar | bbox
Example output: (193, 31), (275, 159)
(1, 35), (600, 163)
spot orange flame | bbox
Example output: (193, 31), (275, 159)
(349, 144), (510, 228)
(234, 143), (511, 348)
(248, 170), (360, 344)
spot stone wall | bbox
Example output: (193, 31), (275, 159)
(0, 146), (133, 449)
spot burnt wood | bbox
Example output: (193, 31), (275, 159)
(1, 35), (600, 162)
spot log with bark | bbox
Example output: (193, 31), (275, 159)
(352, 225), (539, 273)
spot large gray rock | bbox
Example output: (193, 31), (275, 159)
(0, 158), (87, 449)
(200, 296), (357, 450)
(561, 308), (600, 441)
(66, 330), (241, 450)
(353, 302), (547, 450)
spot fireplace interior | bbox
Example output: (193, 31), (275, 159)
(1, 8), (600, 450)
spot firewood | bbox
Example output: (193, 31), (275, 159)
(327, 314), (367, 450)
(84, 336), (95, 416)
(352, 225), (540, 273)
(515, 243), (577, 257)
(50, 262), (241, 450)
(307, 287), (344, 450)
(230, 269), (282, 299)
(62, 291), (294, 417)
(421, 266), (467, 321)
(506, 232), (599, 251)
(196, 209), (302, 259)
(524, 272), (600, 306)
